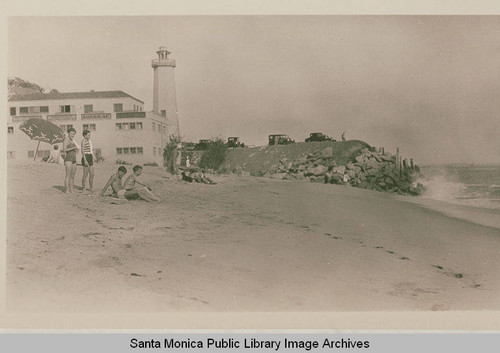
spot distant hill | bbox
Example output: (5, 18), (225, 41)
(8, 77), (59, 98)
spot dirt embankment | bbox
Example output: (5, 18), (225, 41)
(221, 140), (423, 195)
(222, 140), (371, 176)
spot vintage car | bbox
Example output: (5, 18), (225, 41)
(268, 134), (295, 145)
(305, 132), (333, 142)
(227, 137), (245, 148)
(194, 139), (212, 150)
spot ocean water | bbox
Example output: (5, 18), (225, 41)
(418, 165), (500, 210)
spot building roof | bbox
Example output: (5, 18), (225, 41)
(8, 90), (144, 104)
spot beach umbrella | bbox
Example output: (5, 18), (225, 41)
(19, 118), (66, 161)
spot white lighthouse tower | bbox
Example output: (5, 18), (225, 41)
(152, 46), (180, 137)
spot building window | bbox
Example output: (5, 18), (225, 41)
(137, 122), (143, 129)
(84, 105), (93, 113)
(38, 150), (50, 159)
(20, 107), (29, 114)
(60, 124), (74, 132)
(40, 106), (49, 113)
(152, 122), (156, 132)
(29, 106), (40, 113)
(10, 107), (16, 116)
(59, 105), (71, 113)
(83, 124), (96, 131)
(7, 151), (15, 159)
(161, 110), (166, 117)
(129, 122), (136, 130)
(116, 123), (122, 130)
(114, 103), (123, 112)
(8, 126), (14, 134)
(117, 147), (142, 155)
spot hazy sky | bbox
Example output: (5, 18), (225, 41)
(8, 16), (500, 164)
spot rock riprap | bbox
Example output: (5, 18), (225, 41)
(267, 147), (423, 195)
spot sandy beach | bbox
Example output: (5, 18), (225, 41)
(6, 161), (500, 314)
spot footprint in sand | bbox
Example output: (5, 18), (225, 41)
(324, 233), (342, 240)
(431, 265), (467, 280)
(375, 246), (411, 261)
(189, 297), (209, 305)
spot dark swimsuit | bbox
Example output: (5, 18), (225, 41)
(64, 140), (77, 164)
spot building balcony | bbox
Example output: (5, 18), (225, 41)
(81, 113), (112, 120)
(116, 111), (146, 119)
(47, 114), (77, 121)
(151, 59), (176, 68)
(11, 115), (42, 122)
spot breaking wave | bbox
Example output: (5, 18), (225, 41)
(417, 166), (500, 210)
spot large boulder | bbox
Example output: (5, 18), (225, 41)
(321, 147), (334, 158)
(312, 165), (328, 176)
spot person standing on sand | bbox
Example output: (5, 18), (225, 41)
(63, 127), (79, 193)
(81, 130), (95, 193)
(100, 166), (139, 200)
(123, 165), (160, 202)
(165, 143), (181, 179)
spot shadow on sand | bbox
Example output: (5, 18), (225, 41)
(53, 185), (84, 193)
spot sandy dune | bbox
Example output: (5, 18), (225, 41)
(6, 161), (500, 316)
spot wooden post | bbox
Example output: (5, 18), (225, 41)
(396, 148), (400, 172)
(403, 158), (408, 169)
(34, 140), (41, 161)
(382, 147), (385, 155)
(410, 158), (414, 170)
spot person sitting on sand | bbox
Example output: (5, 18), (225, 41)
(123, 165), (160, 202)
(45, 145), (62, 164)
(100, 166), (139, 200)
(181, 168), (216, 185)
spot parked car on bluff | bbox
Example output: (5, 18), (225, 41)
(227, 137), (245, 148)
(305, 132), (333, 142)
(268, 134), (295, 145)
(181, 142), (196, 151)
(194, 139), (211, 150)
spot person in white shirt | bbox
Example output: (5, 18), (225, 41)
(46, 145), (62, 164)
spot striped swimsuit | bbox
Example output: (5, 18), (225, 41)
(82, 139), (93, 155)
(81, 139), (94, 166)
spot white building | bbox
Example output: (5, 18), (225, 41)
(7, 47), (180, 165)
